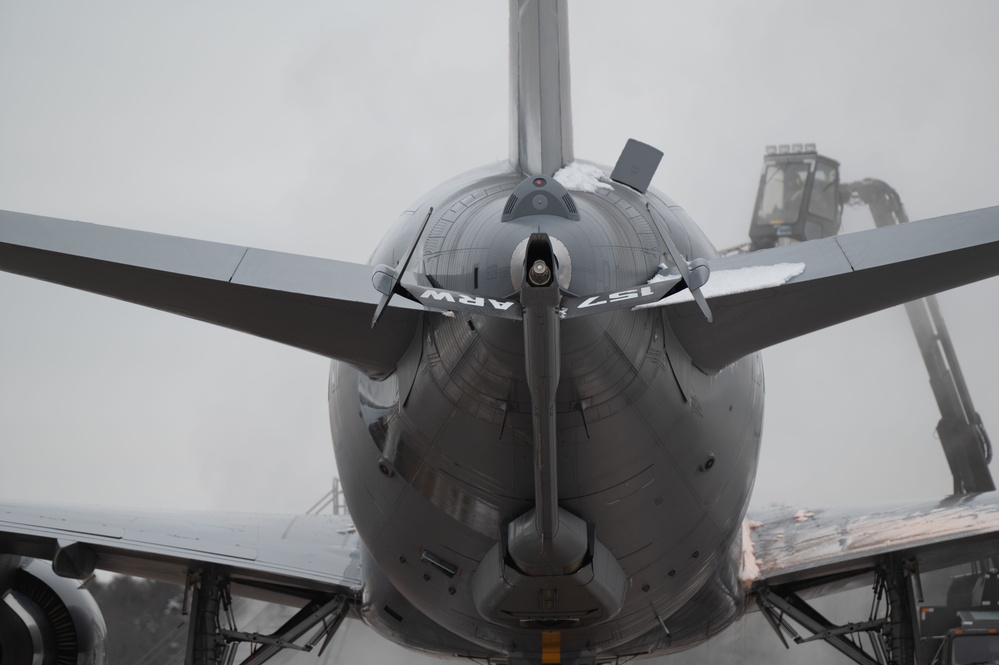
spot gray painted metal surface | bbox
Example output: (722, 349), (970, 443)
(610, 139), (664, 194)
(0, 209), (422, 378)
(509, 0), (573, 176)
(331, 163), (764, 661)
(664, 205), (999, 372)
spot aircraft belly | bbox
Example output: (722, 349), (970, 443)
(330, 313), (764, 658)
(329, 167), (764, 659)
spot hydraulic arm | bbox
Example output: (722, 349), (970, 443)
(735, 145), (994, 494)
(842, 179), (993, 493)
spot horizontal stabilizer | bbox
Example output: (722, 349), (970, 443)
(398, 273), (685, 321)
(0, 210), (423, 378)
(664, 206), (999, 372)
(400, 282), (523, 319)
(563, 272), (682, 318)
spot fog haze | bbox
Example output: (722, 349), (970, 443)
(1, 2), (998, 660)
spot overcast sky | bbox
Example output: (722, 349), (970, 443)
(1, 5), (999, 654)
(2, 2), (998, 662)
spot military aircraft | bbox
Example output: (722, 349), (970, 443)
(1, 1), (999, 660)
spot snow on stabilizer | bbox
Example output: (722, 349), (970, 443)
(635, 262), (806, 309)
(553, 162), (613, 193)
(647, 263), (672, 284)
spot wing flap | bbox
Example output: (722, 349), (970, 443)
(0, 502), (362, 603)
(0, 209), (422, 378)
(666, 206), (999, 372)
(745, 492), (999, 591)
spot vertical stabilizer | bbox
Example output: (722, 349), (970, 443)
(509, 0), (573, 176)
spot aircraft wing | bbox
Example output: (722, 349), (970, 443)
(660, 206), (999, 372)
(744, 492), (999, 593)
(0, 502), (362, 605)
(0, 209), (423, 379)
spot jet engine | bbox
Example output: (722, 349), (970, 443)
(0, 556), (107, 665)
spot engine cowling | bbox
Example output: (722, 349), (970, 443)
(0, 556), (107, 665)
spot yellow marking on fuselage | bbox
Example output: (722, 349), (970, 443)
(542, 630), (561, 663)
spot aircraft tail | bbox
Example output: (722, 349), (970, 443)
(509, 0), (573, 176)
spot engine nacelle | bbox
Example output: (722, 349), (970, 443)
(0, 556), (107, 665)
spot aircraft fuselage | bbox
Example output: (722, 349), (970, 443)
(330, 163), (764, 662)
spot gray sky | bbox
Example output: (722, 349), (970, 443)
(1, 0), (998, 524)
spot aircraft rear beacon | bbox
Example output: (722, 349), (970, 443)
(502, 174), (580, 222)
